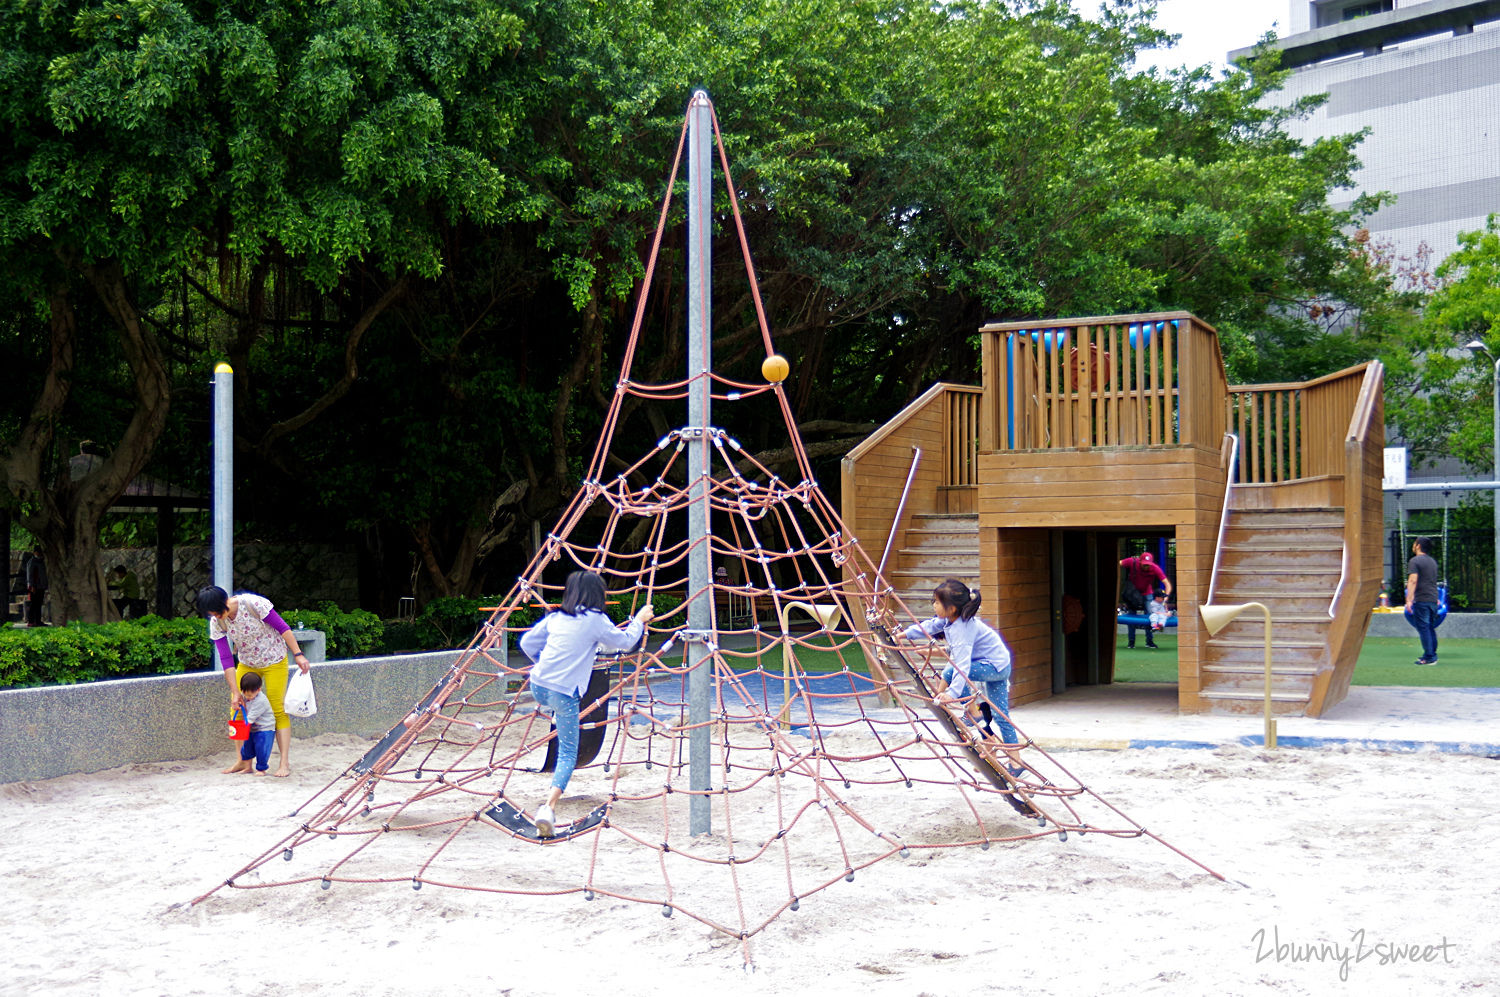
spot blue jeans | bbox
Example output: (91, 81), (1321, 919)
(1410, 601), (1439, 660)
(240, 730), (275, 771)
(1126, 622), (1158, 647)
(942, 661), (1017, 746)
(531, 684), (581, 792)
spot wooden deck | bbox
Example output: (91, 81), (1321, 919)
(843, 311), (1384, 717)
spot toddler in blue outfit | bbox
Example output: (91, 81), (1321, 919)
(223, 672), (277, 775)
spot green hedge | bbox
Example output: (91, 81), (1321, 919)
(373, 590), (680, 655)
(1, 590), (678, 688)
(0, 617), (211, 688)
(375, 596), (546, 655)
(0, 605), (385, 689)
(278, 603), (385, 658)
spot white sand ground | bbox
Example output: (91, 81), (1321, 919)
(1, 732), (1495, 997)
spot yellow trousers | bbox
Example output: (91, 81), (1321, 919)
(236, 656), (291, 731)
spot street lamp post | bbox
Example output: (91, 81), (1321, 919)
(1462, 340), (1500, 614)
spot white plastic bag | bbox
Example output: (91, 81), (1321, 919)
(285, 667), (318, 718)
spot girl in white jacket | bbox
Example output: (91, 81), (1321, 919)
(520, 571), (652, 836)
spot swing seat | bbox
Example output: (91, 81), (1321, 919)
(1403, 583), (1450, 629)
(541, 665), (614, 773)
(1116, 613), (1177, 628)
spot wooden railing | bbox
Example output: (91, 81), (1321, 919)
(979, 312), (1227, 452)
(1227, 363), (1373, 484)
(1312, 361), (1385, 715)
(841, 383), (983, 559)
(945, 387), (982, 487)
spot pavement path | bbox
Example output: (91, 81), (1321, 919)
(1008, 682), (1500, 756)
(593, 666), (1500, 757)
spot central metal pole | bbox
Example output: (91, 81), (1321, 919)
(686, 90), (714, 835)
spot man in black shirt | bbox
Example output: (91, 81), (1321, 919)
(1405, 537), (1440, 665)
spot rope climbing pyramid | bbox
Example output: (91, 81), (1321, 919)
(194, 94), (1222, 951)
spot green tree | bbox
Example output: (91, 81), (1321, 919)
(1, 0), (536, 619)
(1416, 215), (1500, 472)
(3, 0), (1415, 614)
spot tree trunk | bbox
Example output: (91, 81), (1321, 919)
(3, 264), (173, 623)
(47, 528), (114, 624)
(3, 283), (74, 621)
(411, 517), (484, 599)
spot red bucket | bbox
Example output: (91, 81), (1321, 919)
(227, 708), (250, 741)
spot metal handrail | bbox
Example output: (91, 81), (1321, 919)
(1329, 542), (1351, 620)
(877, 446), (922, 588)
(1206, 432), (1239, 606)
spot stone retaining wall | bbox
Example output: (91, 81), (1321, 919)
(0, 649), (463, 784)
(101, 542), (360, 618)
(1366, 611), (1500, 639)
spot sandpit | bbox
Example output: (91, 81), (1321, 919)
(1, 732), (1494, 996)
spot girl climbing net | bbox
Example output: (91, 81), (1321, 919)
(517, 570), (653, 836)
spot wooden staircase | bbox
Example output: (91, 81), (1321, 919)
(1200, 507), (1344, 714)
(887, 512), (980, 612)
(842, 313), (1384, 717)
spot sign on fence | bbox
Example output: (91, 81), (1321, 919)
(1383, 447), (1407, 490)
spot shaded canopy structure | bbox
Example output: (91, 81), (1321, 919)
(70, 450), (207, 618)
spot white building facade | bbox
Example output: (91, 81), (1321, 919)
(1231, 1), (1500, 584)
(1231, 0), (1500, 269)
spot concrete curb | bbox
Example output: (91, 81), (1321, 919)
(0, 650), (463, 784)
(1032, 735), (1500, 756)
(1366, 612), (1500, 638)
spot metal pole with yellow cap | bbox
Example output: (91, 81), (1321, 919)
(213, 362), (234, 594)
(1199, 601), (1276, 748)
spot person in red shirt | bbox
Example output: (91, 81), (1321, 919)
(1120, 552), (1170, 604)
(1119, 552), (1171, 648)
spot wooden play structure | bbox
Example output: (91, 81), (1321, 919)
(843, 311), (1385, 717)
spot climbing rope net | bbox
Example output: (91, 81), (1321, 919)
(196, 97), (1221, 953)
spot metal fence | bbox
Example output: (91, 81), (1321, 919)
(1387, 528), (1496, 612)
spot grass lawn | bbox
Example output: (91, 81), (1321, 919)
(730, 634), (862, 675)
(1111, 630), (1499, 687)
(727, 627), (1498, 689)
(1344, 636), (1498, 687)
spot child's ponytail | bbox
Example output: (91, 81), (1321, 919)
(933, 578), (982, 621)
(962, 586), (982, 621)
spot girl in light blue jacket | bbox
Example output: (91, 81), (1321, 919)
(520, 570), (652, 836)
(903, 578), (1017, 751)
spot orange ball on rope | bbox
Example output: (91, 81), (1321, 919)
(762, 354), (789, 383)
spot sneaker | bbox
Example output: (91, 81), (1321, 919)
(535, 804), (556, 838)
(1414, 657), (1437, 666)
(1145, 643), (1159, 650)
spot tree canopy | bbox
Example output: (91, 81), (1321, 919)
(1, 0), (1417, 619)
(1381, 216), (1500, 472)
